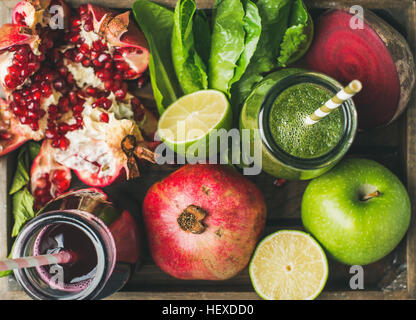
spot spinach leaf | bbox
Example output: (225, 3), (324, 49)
(209, 0), (246, 95)
(132, 0), (183, 114)
(277, 0), (310, 67)
(9, 147), (30, 195)
(11, 187), (35, 237)
(230, 0), (292, 110)
(228, 0), (261, 94)
(28, 141), (41, 162)
(172, 0), (208, 94)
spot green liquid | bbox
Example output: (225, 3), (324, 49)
(269, 83), (344, 159)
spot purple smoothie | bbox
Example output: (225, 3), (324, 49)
(34, 223), (98, 292)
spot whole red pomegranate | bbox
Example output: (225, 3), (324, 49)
(0, 1), (159, 209)
(142, 164), (267, 280)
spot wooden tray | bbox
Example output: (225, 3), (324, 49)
(0, 0), (415, 300)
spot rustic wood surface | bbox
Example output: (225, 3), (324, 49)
(0, 0), (415, 300)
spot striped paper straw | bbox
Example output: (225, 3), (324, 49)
(0, 251), (75, 272)
(305, 80), (362, 125)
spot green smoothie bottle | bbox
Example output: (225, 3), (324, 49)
(240, 69), (357, 180)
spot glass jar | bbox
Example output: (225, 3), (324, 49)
(12, 189), (140, 300)
(240, 68), (358, 180)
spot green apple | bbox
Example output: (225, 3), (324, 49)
(301, 158), (411, 265)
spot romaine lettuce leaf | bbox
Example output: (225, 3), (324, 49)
(230, 0), (292, 110)
(172, 0), (208, 94)
(209, 0), (246, 94)
(133, 0), (183, 114)
(277, 0), (310, 67)
(228, 0), (261, 90)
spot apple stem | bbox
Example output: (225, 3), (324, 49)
(361, 190), (380, 201)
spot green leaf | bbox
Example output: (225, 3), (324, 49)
(193, 10), (211, 66)
(11, 188), (35, 238)
(9, 146), (29, 195)
(209, 0), (246, 94)
(132, 0), (183, 114)
(228, 0), (261, 95)
(0, 269), (12, 278)
(230, 0), (293, 110)
(172, 0), (208, 94)
(27, 141), (41, 162)
(277, 24), (306, 67)
(277, 0), (310, 67)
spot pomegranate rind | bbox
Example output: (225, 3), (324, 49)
(0, 24), (40, 52)
(87, 4), (149, 75)
(142, 164), (267, 280)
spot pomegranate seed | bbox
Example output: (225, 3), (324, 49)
(58, 66), (68, 76)
(82, 58), (91, 67)
(53, 79), (65, 91)
(64, 48), (76, 60)
(79, 43), (90, 55)
(113, 54), (123, 61)
(0, 131), (12, 140)
(29, 121), (39, 131)
(68, 91), (78, 104)
(85, 86), (97, 96)
(125, 69), (137, 79)
(92, 59), (102, 67)
(74, 52), (84, 63)
(98, 53), (110, 63)
(96, 69), (111, 80)
(273, 179), (287, 187)
(71, 18), (81, 28)
(116, 61), (130, 71)
(45, 129), (57, 139)
(59, 122), (70, 133)
(103, 62), (112, 70)
(67, 73), (75, 84)
(27, 62), (40, 72)
(114, 73), (122, 81)
(27, 101), (40, 111)
(27, 110), (38, 119)
(36, 53), (46, 62)
(114, 89), (127, 100)
(52, 172), (70, 192)
(83, 20), (93, 32)
(102, 98), (112, 110)
(69, 33), (81, 44)
(12, 91), (23, 102)
(19, 116), (30, 125)
(48, 104), (59, 114)
(51, 139), (60, 148)
(72, 104), (84, 114)
(14, 52), (27, 64)
(100, 112), (109, 123)
(4, 75), (16, 89)
(41, 83), (52, 97)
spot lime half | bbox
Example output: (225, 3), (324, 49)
(157, 90), (232, 156)
(249, 230), (328, 300)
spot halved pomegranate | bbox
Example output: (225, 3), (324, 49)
(1, 0), (156, 207)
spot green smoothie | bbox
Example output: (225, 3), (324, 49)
(269, 82), (343, 159)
